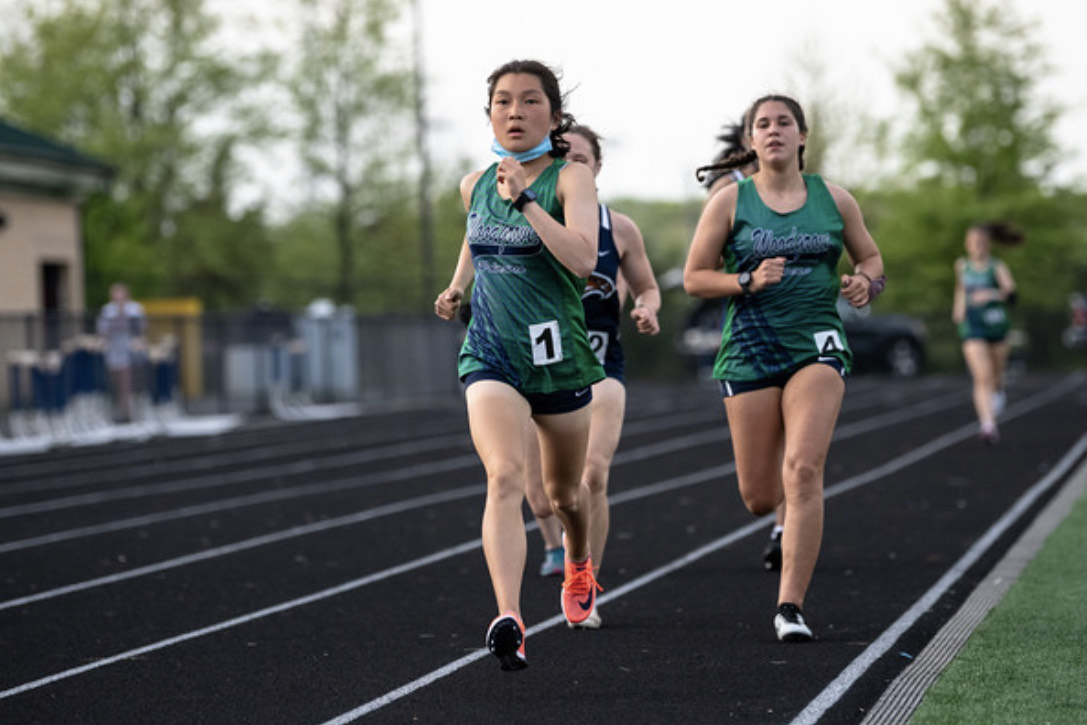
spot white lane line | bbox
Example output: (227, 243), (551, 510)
(859, 442), (1087, 725)
(321, 375), (1083, 723)
(0, 393), (959, 608)
(0, 395), (970, 702)
(0, 539), (485, 701)
(0, 434), (472, 519)
(790, 432), (1087, 725)
(2, 378), (1071, 705)
(0, 392), (958, 556)
(0, 454), (478, 554)
(0, 484), (485, 612)
(0, 381), (916, 516)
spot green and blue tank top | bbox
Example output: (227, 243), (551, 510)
(459, 159), (604, 393)
(714, 174), (852, 381)
(959, 258), (1009, 342)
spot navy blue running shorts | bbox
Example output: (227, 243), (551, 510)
(719, 356), (846, 398)
(462, 370), (593, 415)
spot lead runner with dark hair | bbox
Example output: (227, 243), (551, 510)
(434, 59), (603, 670)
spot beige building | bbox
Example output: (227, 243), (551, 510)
(0, 118), (113, 316)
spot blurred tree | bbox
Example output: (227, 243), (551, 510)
(894, 0), (1060, 197)
(0, 0), (279, 308)
(288, 0), (413, 307)
(871, 0), (1087, 330)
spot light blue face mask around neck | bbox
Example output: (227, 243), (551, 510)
(491, 136), (553, 163)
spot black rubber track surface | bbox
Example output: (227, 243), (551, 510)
(1, 372), (1085, 724)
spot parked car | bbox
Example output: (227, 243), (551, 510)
(676, 298), (927, 378)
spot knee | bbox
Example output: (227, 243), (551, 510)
(487, 464), (525, 502)
(548, 483), (584, 516)
(582, 458), (609, 496)
(525, 494), (552, 518)
(738, 482), (781, 516)
(783, 457), (823, 499)
(743, 494), (780, 517)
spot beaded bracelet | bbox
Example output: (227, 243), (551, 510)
(854, 271), (887, 303)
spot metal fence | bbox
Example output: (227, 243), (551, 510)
(0, 307), (464, 442)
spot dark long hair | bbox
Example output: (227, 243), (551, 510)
(695, 94), (808, 183)
(485, 59), (574, 158)
(973, 221), (1025, 246)
(699, 120), (746, 189)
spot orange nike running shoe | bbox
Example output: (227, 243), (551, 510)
(561, 556), (602, 625)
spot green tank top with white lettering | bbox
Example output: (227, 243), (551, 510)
(714, 174), (853, 381)
(459, 159), (604, 393)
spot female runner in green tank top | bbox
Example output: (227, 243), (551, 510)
(952, 221), (1020, 444)
(684, 94), (885, 643)
(433, 60), (603, 671)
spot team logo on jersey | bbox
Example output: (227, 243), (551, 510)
(582, 271), (616, 300)
(467, 212), (542, 256)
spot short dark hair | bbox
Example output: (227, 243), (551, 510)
(565, 124), (603, 164)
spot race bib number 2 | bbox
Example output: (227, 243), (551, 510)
(588, 330), (608, 365)
(530, 320), (563, 366)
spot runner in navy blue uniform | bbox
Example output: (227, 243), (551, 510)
(685, 94), (884, 642)
(524, 124), (661, 629)
(433, 60), (603, 671)
(952, 221), (1020, 443)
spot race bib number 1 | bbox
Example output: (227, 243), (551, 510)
(530, 320), (563, 366)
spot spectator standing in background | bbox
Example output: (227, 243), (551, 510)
(96, 283), (146, 423)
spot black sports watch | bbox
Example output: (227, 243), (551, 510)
(513, 188), (538, 212)
(737, 270), (753, 296)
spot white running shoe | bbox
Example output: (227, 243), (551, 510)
(774, 603), (812, 642)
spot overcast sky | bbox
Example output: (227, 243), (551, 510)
(213, 0), (1086, 208)
(413, 0), (1087, 201)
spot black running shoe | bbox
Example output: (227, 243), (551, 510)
(774, 602), (813, 642)
(762, 529), (782, 571)
(486, 612), (527, 671)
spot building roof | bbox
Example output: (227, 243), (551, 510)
(0, 117), (114, 197)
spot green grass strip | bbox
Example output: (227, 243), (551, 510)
(909, 487), (1087, 724)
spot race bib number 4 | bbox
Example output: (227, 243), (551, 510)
(814, 329), (844, 355)
(530, 320), (563, 366)
(983, 306), (1007, 325)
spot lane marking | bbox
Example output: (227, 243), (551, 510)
(791, 432), (1087, 725)
(0, 434), (473, 519)
(0, 388), (970, 700)
(0, 393), (961, 608)
(859, 445), (1087, 725)
(2, 376), (1075, 708)
(324, 375), (1084, 723)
